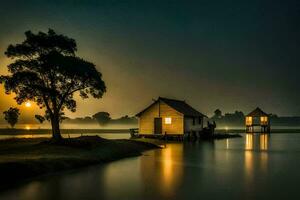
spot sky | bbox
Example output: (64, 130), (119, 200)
(0, 0), (300, 122)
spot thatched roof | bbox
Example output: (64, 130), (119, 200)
(246, 107), (269, 117)
(136, 97), (207, 117)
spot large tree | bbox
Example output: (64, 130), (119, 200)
(0, 29), (106, 140)
(3, 107), (20, 128)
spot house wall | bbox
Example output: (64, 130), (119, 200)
(184, 117), (204, 132)
(139, 101), (184, 134)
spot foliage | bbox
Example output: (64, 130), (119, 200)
(93, 112), (111, 125)
(213, 109), (222, 119)
(3, 107), (20, 128)
(211, 110), (245, 126)
(0, 29), (106, 140)
(35, 115), (45, 124)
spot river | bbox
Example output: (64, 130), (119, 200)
(0, 133), (300, 200)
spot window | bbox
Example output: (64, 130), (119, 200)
(165, 117), (172, 124)
(198, 117), (202, 124)
(192, 117), (195, 125)
(260, 116), (268, 125)
(246, 116), (252, 125)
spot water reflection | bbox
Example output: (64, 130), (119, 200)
(260, 134), (268, 150)
(140, 143), (184, 199)
(1, 134), (300, 200)
(244, 133), (270, 193)
(245, 133), (269, 151)
(245, 134), (254, 150)
(226, 139), (229, 149)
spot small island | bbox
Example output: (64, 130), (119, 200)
(0, 136), (159, 190)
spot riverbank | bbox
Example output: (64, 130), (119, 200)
(1, 128), (300, 137)
(0, 128), (133, 135)
(0, 136), (159, 191)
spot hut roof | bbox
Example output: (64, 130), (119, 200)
(246, 107), (269, 117)
(136, 97), (207, 117)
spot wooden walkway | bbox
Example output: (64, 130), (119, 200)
(129, 128), (240, 141)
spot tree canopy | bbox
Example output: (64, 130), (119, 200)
(93, 112), (111, 126)
(0, 29), (106, 140)
(3, 107), (20, 128)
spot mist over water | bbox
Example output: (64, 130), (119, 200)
(0, 123), (138, 130)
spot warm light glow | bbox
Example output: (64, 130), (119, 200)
(25, 101), (32, 107)
(246, 116), (252, 125)
(25, 125), (31, 130)
(165, 117), (172, 124)
(260, 134), (268, 150)
(225, 126), (229, 131)
(260, 116), (268, 125)
(245, 134), (253, 150)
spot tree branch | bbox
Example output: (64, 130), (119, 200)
(42, 94), (53, 116)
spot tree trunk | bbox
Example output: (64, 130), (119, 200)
(51, 114), (62, 141)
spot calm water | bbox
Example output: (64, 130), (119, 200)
(1, 133), (300, 200)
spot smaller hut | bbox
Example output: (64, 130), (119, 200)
(245, 107), (270, 133)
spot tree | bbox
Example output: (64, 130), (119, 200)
(35, 114), (45, 124)
(3, 107), (20, 128)
(0, 29), (106, 140)
(93, 112), (111, 126)
(213, 109), (222, 119)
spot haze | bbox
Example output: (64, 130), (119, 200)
(1, 0), (299, 123)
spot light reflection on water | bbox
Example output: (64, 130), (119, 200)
(1, 133), (300, 200)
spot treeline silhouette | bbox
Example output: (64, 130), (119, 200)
(64, 112), (137, 126)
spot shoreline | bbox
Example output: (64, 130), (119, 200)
(0, 136), (160, 191)
(0, 128), (300, 136)
(0, 128), (134, 135)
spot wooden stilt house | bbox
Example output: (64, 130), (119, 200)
(245, 107), (270, 133)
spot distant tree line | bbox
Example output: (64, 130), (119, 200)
(211, 109), (245, 126)
(63, 111), (137, 126)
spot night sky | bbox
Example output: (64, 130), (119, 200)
(0, 0), (300, 121)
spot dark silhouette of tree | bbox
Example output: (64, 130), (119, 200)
(213, 109), (222, 119)
(211, 110), (245, 126)
(0, 29), (106, 140)
(3, 107), (20, 128)
(93, 112), (111, 126)
(35, 114), (45, 124)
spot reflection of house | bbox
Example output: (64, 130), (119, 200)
(245, 107), (270, 133)
(136, 97), (207, 135)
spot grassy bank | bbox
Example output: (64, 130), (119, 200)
(1, 128), (300, 137)
(0, 136), (159, 191)
(0, 128), (132, 135)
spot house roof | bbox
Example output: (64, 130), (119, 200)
(136, 97), (207, 117)
(246, 107), (269, 117)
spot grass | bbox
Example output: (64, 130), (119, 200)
(0, 136), (159, 191)
(0, 128), (132, 135)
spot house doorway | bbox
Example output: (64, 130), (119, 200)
(154, 118), (162, 134)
